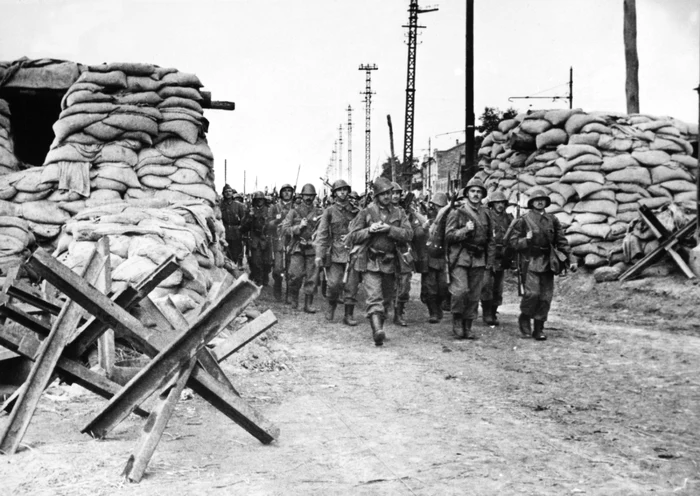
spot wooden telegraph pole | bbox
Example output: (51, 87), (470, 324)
(623, 0), (640, 114)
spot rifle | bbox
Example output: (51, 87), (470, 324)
(512, 172), (525, 296)
(320, 176), (332, 190)
(440, 194), (457, 285)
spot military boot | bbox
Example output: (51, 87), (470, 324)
(427, 299), (439, 324)
(533, 320), (547, 341)
(273, 278), (283, 301)
(518, 313), (531, 338)
(304, 294), (317, 314)
(290, 290), (300, 310)
(491, 305), (500, 326)
(325, 301), (337, 322)
(435, 299), (444, 320)
(343, 305), (358, 326)
(452, 314), (465, 339)
(369, 313), (385, 346)
(463, 319), (478, 340)
(481, 300), (494, 326)
(393, 302), (407, 327)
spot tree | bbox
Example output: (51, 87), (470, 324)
(474, 106), (518, 150)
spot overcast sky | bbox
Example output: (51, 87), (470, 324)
(1, 0), (698, 194)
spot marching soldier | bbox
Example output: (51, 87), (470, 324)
(389, 182), (418, 327)
(220, 184), (246, 269)
(481, 190), (514, 326)
(445, 178), (492, 340)
(346, 177), (413, 346)
(282, 183), (323, 312)
(420, 192), (450, 323)
(508, 188), (574, 340)
(314, 179), (360, 324)
(241, 191), (273, 286)
(268, 183), (295, 301)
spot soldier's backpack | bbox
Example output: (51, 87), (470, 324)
(425, 200), (455, 258)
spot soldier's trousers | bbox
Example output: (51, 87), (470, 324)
(520, 269), (554, 321)
(288, 253), (318, 296)
(363, 270), (395, 317)
(326, 262), (359, 305)
(272, 249), (286, 284)
(480, 269), (506, 306)
(449, 266), (486, 320)
(420, 268), (449, 304)
(225, 234), (243, 265)
(249, 246), (271, 286)
(395, 271), (412, 305)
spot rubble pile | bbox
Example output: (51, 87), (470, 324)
(476, 109), (698, 267)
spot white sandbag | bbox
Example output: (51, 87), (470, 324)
(617, 211), (638, 223)
(569, 222), (611, 239)
(598, 135), (633, 152)
(601, 154), (638, 172)
(112, 255), (157, 284)
(159, 119), (200, 144)
(565, 113), (606, 135)
(615, 192), (643, 203)
(572, 181), (604, 199)
(659, 180), (695, 193)
(561, 170), (605, 184)
(632, 150), (671, 167)
(588, 189), (616, 202)
(544, 109), (579, 127)
(671, 154), (698, 169)
(617, 201), (640, 213)
(158, 96), (203, 113)
(95, 144), (138, 166)
(20, 201), (71, 225)
(568, 153), (603, 168)
(639, 197), (671, 209)
(158, 85), (203, 101)
(584, 253), (607, 268)
(127, 234), (165, 258)
(94, 165), (141, 188)
(91, 177), (128, 193)
(160, 71), (203, 88)
(140, 174), (173, 189)
(572, 243), (607, 257)
(568, 133), (600, 146)
(89, 189), (122, 201)
(547, 182), (576, 202)
(27, 220), (61, 239)
(567, 233), (592, 246)
(498, 119), (518, 133)
(573, 212), (608, 224)
(580, 122), (612, 134)
(156, 138), (214, 161)
(557, 144), (602, 160)
(606, 167), (651, 186)
(83, 121), (123, 141)
(650, 165), (693, 183)
(169, 183), (217, 204)
(614, 182), (651, 197)
(520, 119), (551, 135)
(674, 191), (696, 203)
(76, 70), (128, 89)
(535, 165), (563, 178)
(535, 128), (567, 149)
(573, 199), (617, 217)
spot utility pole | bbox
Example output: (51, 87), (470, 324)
(337, 125), (344, 181)
(402, 0), (438, 191)
(359, 64), (378, 194)
(331, 140), (337, 180)
(243, 170), (246, 194)
(463, 0), (474, 188)
(624, 0), (640, 114)
(347, 105), (353, 186)
(224, 159), (227, 185)
(387, 115), (398, 183)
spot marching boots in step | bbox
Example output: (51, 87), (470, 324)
(369, 313), (385, 346)
(491, 304), (500, 326)
(452, 314), (465, 339)
(463, 319), (478, 340)
(393, 302), (407, 327)
(304, 294), (317, 314)
(518, 313), (531, 338)
(481, 300), (495, 326)
(343, 305), (358, 326)
(533, 319), (547, 341)
(325, 301), (337, 322)
(427, 299), (439, 324)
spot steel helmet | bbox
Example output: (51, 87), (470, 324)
(527, 188), (551, 208)
(431, 192), (448, 208)
(391, 181), (403, 192)
(331, 179), (350, 193)
(222, 184), (233, 194)
(280, 183), (294, 193)
(252, 191), (265, 200)
(464, 177), (487, 197)
(300, 183), (316, 195)
(373, 177), (393, 195)
(349, 191), (360, 201)
(488, 190), (508, 204)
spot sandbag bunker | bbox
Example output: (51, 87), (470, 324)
(0, 59), (280, 482)
(475, 108), (698, 269)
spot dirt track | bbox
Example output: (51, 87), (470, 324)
(2, 272), (700, 495)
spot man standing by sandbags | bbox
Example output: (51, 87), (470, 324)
(241, 191), (273, 286)
(268, 184), (295, 301)
(314, 179), (360, 324)
(480, 190), (514, 326)
(420, 192), (450, 323)
(508, 188), (574, 341)
(346, 177), (413, 346)
(220, 184), (246, 270)
(445, 178), (492, 340)
(282, 183), (323, 312)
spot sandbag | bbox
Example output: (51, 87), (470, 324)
(89, 189), (122, 201)
(557, 143), (602, 160)
(606, 167), (651, 186)
(615, 192), (643, 203)
(160, 71), (203, 88)
(140, 174), (173, 189)
(159, 119), (200, 144)
(93, 165), (141, 188)
(91, 177), (128, 193)
(573, 199), (617, 217)
(535, 165), (563, 177)
(520, 119), (551, 135)
(126, 76), (163, 92)
(587, 189), (616, 202)
(580, 122), (612, 134)
(632, 150), (671, 167)
(545, 109), (579, 127)
(572, 181), (604, 199)
(112, 255), (157, 284)
(76, 70), (128, 89)
(651, 165), (693, 183)
(20, 201), (71, 224)
(568, 133), (600, 146)
(158, 96), (203, 113)
(639, 197), (671, 209)
(561, 171), (605, 185)
(136, 164), (179, 177)
(674, 191), (696, 203)
(601, 154), (638, 172)
(547, 182), (576, 201)
(659, 180), (695, 193)
(158, 86), (203, 101)
(566, 233), (591, 246)
(598, 135), (633, 152)
(569, 222), (611, 239)
(498, 119), (518, 133)
(573, 212), (608, 224)
(671, 154), (698, 169)
(156, 138), (213, 161)
(568, 153), (603, 167)
(27, 220), (61, 239)
(114, 91), (163, 106)
(535, 128), (567, 149)
(565, 113), (606, 135)
(617, 201), (640, 213)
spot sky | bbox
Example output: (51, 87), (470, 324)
(0, 0), (698, 195)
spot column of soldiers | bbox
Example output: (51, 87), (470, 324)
(219, 176), (574, 346)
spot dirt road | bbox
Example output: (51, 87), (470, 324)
(2, 272), (699, 495)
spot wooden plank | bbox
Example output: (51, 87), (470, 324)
(96, 239), (114, 376)
(212, 310), (278, 363)
(0, 244), (106, 454)
(123, 356), (197, 483)
(0, 304), (53, 337)
(6, 285), (62, 316)
(81, 278), (260, 439)
(619, 218), (696, 281)
(639, 207), (695, 279)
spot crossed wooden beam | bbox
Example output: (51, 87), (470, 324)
(0, 242), (279, 482)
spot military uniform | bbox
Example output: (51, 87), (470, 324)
(282, 184), (323, 311)
(508, 188), (571, 340)
(420, 193), (450, 323)
(445, 179), (492, 339)
(268, 184), (295, 300)
(241, 192), (273, 286)
(315, 180), (360, 324)
(347, 177), (413, 346)
(220, 191), (246, 267)
(481, 193), (514, 326)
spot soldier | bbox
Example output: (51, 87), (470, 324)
(241, 191), (273, 286)
(268, 184), (295, 301)
(282, 183), (324, 312)
(445, 178), (492, 340)
(481, 190), (514, 326)
(389, 182), (417, 327)
(508, 188), (574, 340)
(346, 177), (413, 346)
(220, 184), (247, 269)
(314, 179), (360, 324)
(420, 192), (450, 323)
(349, 191), (360, 209)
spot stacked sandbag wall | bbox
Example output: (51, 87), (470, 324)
(53, 198), (226, 318)
(0, 98), (21, 175)
(475, 109), (698, 268)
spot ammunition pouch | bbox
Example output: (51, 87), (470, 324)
(368, 247), (395, 263)
(462, 242), (484, 257)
